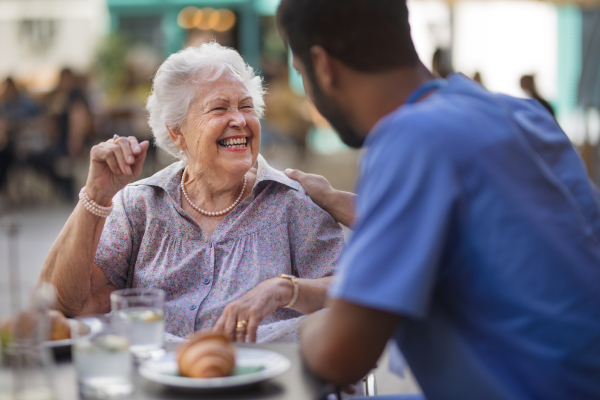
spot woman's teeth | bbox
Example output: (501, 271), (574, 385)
(218, 138), (247, 148)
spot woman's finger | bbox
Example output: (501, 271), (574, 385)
(115, 137), (135, 165)
(235, 314), (249, 343)
(213, 315), (225, 334)
(126, 136), (142, 155)
(222, 308), (238, 341)
(107, 143), (132, 175)
(94, 146), (122, 175)
(246, 311), (260, 343)
(131, 141), (150, 175)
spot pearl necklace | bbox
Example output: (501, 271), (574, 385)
(180, 166), (247, 217)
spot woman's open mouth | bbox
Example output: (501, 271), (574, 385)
(218, 137), (248, 149)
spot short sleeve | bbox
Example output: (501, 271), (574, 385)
(287, 192), (345, 279)
(330, 121), (459, 319)
(94, 189), (136, 289)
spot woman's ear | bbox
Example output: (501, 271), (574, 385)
(167, 125), (186, 151)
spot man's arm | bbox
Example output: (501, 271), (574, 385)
(285, 169), (356, 227)
(300, 299), (399, 385)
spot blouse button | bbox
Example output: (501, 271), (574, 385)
(208, 242), (213, 248)
(190, 304), (197, 310)
(203, 278), (211, 285)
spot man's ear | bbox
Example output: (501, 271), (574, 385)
(310, 45), (336, 95)
(167, 125), (186, 151)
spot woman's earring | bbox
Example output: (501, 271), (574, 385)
(180, 151), (184, 156)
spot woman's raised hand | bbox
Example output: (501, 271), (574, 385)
(85, 136), (150, 205)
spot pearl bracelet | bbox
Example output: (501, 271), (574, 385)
(79, 187), (113, 218)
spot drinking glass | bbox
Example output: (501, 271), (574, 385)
(0, 281), (12, 400)
(110, 288), (165, 360)
(71, 315), (134, 398)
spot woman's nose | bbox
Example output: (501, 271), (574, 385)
(228, 110), (246, 129)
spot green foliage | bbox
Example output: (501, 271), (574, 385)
(94, 33), (130, 95)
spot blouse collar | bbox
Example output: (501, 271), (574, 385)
(130, 154), (302, 196)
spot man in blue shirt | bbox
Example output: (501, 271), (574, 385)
(277, 1), (600, 399)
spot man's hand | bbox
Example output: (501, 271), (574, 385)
(285, 169), (357, 227)
(300, 299), (399, 385)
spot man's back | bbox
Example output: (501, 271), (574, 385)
(331, 74), (600, 399)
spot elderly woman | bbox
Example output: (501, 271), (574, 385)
(38, 43), (344, 342)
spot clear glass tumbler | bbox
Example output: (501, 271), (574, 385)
(71, 315), (134, 398)
(110, 288), (165, 360)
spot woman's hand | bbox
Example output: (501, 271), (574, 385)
(85, 136), (150, 205)
(213, 277), (293, 343)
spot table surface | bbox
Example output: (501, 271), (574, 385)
(1, 343), (327, 400)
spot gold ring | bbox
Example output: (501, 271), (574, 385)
(113, 134), (120, 141)
(236, 320), (248, 330)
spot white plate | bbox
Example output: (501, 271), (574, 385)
(139, 348), (291, 389)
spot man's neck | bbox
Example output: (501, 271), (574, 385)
(341, 62), (436, 135)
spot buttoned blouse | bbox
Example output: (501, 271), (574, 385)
(95, 155), (344, 338)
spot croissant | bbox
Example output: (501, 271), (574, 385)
(0, 309), (71, 342)
(48, 310), (71, 341)
(177, 331), (236, 378)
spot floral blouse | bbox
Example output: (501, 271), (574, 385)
(95, 155), (345, 338)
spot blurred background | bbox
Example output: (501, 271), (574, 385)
(0, 0), (599, 210)
(0, 0), (598, 394)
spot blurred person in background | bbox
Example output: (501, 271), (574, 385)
(38, 43), (344, 342)
(261, 60), (312, 156)
(520, 74), (555, 117)
(107, 68), (155, 170)
(0, 77), (41, 200)
(472, 71), (484, 86)
(30, 68), (94, 200)
(277, 0), (600, 399)
(431, 47), (453, 78)
(109, 68), (153, 142)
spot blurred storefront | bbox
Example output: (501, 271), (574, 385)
(1, 0), (599, 204)
(105, 0), (285, 69)
(0, 0), (108, 91)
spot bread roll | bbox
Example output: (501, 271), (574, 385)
(48, 310), (71, 341)
(177, 331), (236, 378)
(0, 309), (71, 342)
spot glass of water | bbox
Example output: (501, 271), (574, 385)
(71, 315), (134, 398)
(110, 288), (165, 360)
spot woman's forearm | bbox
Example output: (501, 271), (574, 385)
(40, 137), (149, 316)
(283, 276), (333, 314)
(38, 203), (107, 316)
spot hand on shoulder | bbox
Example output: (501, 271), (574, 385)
(285, 169), (356, 227)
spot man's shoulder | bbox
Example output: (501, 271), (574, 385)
(368, 75), (541, 163)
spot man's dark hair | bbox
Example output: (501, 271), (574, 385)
(277, 0), (419, 75)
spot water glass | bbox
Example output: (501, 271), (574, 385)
(0, 284), (12, 400)
(110, 288), (165, 360)
(71, 315), (134, 398)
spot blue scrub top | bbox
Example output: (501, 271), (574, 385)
(330, 74), (600, 400)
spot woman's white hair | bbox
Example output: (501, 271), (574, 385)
(146, 42), (265, 161)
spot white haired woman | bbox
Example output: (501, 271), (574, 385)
(38, 43), (344, 342)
